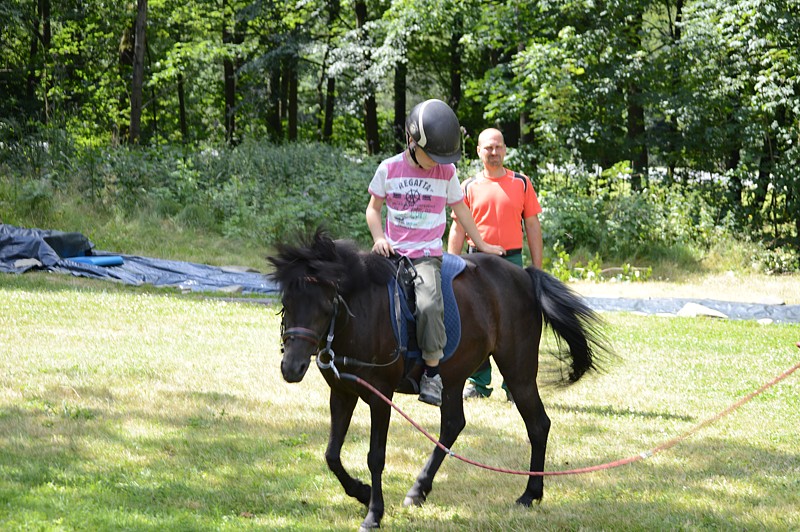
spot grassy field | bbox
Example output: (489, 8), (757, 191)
(1, 272), (799, 531)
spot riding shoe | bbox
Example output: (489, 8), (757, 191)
(418, 373), (443, 406)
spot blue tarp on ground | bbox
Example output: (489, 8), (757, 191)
(3, 224), (799, 320)
(585, 296), (800, 324)
(1, 224), (278, 295)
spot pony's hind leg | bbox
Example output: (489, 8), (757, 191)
(326, 390), (371, 507)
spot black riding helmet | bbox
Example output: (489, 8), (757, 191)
(405, 99), (462, 164)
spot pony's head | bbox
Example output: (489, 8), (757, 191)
(267, 228), (392, 382)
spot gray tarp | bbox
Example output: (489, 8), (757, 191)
(3, 224), (799, 320)
(1, 224), (278, 295)
(585, 297), (800, 324)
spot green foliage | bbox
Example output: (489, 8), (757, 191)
(546, 241), (652, 283)
(1, 128), (795, 276)
(1, 135), (377, 249)
(2, 0), (798, 247)
(750, 243), (800, 275)
(537, 164), (747, 265)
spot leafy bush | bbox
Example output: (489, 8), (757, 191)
(751, 245), (799, 275)
(539, 168), (738, 263)
(1, 126), (796, 276)
(539, 192), (604, 253)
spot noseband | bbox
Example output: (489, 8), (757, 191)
(280, 295), (345, 378)
(281, 295), (341, 352)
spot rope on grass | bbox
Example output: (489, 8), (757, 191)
(340, 347), (800, 477)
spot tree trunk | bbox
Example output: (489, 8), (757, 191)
(117, 24), (134, 144)
(318, 0), (340, 142)
(316, 49), (330, 139)
(177, 71), (187, 143)
(26, 0), (51, 119)
(448, 14), (462, 112)
(222, 0), (236, 144)
(288, 62), (298, 141)
(267, 68), (282, 140)
(26, 33), (40, 104)
(223, 57), (236, 143)
(393, 61), (407, 151)
(129, 0), (147, 145)
(364, 93), (380, 154)
(725, 142), (742, 215)
(752, 133), (775, 229)
(518, 42), (534, 148)
(355, 0), (380, 154)
(323, 77), (336, 141)
(627, 83), (648, 191)
(625, 8), (647, 191)
(665, 0), (684, 182)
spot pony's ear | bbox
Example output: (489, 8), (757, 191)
(312, 227), (337, 259)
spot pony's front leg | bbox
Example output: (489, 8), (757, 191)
(359, 396), (392, 530)
(326, 390), (371, 507)
(403, 388), (467, 507)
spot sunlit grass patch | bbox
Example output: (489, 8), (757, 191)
(1, 280), (799, 530)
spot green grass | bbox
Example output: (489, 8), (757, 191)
(2, 195), (273, 270)
(2, 274), (799, 530)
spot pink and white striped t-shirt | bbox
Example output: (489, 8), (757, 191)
(368, 152), (464, 259)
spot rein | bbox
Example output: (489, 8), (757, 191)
(314, 291), (404, 378)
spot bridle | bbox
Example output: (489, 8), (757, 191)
(280, 261), (413, 379)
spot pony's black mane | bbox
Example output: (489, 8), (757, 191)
(268, 228), (395, 295)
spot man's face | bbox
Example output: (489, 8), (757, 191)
(477, 134), (506, 169)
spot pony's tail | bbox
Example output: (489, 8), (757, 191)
(527, 267), (611, 384)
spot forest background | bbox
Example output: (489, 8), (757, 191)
(1, 0), (798, 276)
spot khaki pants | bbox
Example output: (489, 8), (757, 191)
(412, 256), (445, 363)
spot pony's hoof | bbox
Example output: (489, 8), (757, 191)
(402, 494), (425, 507)
(515, 494), (542, 507)
(359, 512), (381, 530)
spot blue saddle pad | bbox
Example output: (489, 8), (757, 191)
(388, 253), (466, 363)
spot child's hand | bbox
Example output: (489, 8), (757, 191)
(372, 238), (394, 257)
(476, 242), (505, 256)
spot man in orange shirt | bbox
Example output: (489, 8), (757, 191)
(448, 127), (543, 400)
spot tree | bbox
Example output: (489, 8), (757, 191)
(129, 0), (147, 144)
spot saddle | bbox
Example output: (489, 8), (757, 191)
(388, 253), (467, 394)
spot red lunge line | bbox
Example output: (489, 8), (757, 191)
(346, 349), (800, 477)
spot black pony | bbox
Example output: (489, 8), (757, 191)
(268, 229), (609, 530)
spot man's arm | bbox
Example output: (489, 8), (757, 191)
(524, 215), (543, 269)
(447, 220), (467, 254)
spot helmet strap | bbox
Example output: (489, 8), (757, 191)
(408, 145), (422, 167)
(407, 134), (423, 168)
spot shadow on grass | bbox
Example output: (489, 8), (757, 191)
(0, 385), (352, 530)
(2, 377), (798, 531)
(2, 300), (798, 531)
(547, 402), (695, 422)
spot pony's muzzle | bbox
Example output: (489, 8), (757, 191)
(281, 353), (310, 382)
(280, 327), (321, 382)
